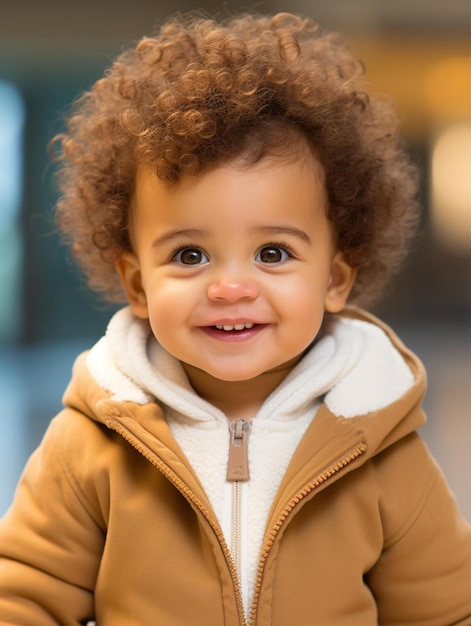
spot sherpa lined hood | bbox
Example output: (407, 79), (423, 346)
(63, 306), (426, 460)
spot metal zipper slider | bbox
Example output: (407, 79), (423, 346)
(226, 419), (250, 482)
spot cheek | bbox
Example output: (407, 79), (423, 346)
(276, 280), (327, 339)
(145, 280), (193, 332)
(274, 273), (328, 311)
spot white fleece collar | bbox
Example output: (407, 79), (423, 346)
(86, 307), (414, 420)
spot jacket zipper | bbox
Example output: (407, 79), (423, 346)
(226, 420), (251, 584)
(231, 481), (243, 581)
(105, 417), (249, 626)
(248, 440), (367, 626)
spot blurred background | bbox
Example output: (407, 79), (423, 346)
(0, 0), (470, 518)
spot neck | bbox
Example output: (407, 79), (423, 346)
(182, 357), (300, 420)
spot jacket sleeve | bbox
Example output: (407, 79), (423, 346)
(367, 435), (471, 625)
(0, 414), (106, 625)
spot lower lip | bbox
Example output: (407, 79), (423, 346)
(201, 324), (267, 343)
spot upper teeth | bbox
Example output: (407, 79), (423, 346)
(215, 323), (255, 331)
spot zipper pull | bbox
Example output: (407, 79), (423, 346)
(226, 419), (250, 482)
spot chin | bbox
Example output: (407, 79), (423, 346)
(208, 368), (269, 383)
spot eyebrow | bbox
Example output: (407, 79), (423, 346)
(151, 224), (312, 248)
(151, 228), (206, 248)
(255, 225), (312, 245)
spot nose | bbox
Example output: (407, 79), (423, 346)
(207, 273), (260, 302)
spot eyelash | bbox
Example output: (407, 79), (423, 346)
(256, 236), (297, 260)
(260, 240), (297, 258)
(169, 243), (207, 264)
(168, 240), (297, 264)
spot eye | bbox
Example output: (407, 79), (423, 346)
(256, 245), (291, 264)
(172, 247), (208, 265)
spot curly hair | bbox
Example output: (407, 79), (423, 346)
(52, 11), (419, 305)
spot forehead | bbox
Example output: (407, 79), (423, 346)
(133, 150), (326, 216)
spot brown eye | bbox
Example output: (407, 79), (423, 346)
(256, 246), (289, 264)
(173, 248), (208, 265)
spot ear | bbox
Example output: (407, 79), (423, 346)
(116, 251), (149, 319)
(324, 251), (357, 313)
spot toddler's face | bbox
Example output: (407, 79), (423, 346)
(118, 154), (355, 385)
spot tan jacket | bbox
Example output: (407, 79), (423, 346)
(0, 309), (471, 625)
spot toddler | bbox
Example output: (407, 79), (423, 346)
(1, 11), (470, 626)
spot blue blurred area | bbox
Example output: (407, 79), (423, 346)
(0, 340), (89, 514)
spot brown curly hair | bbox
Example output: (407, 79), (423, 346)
(53, 11), (419, 305)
